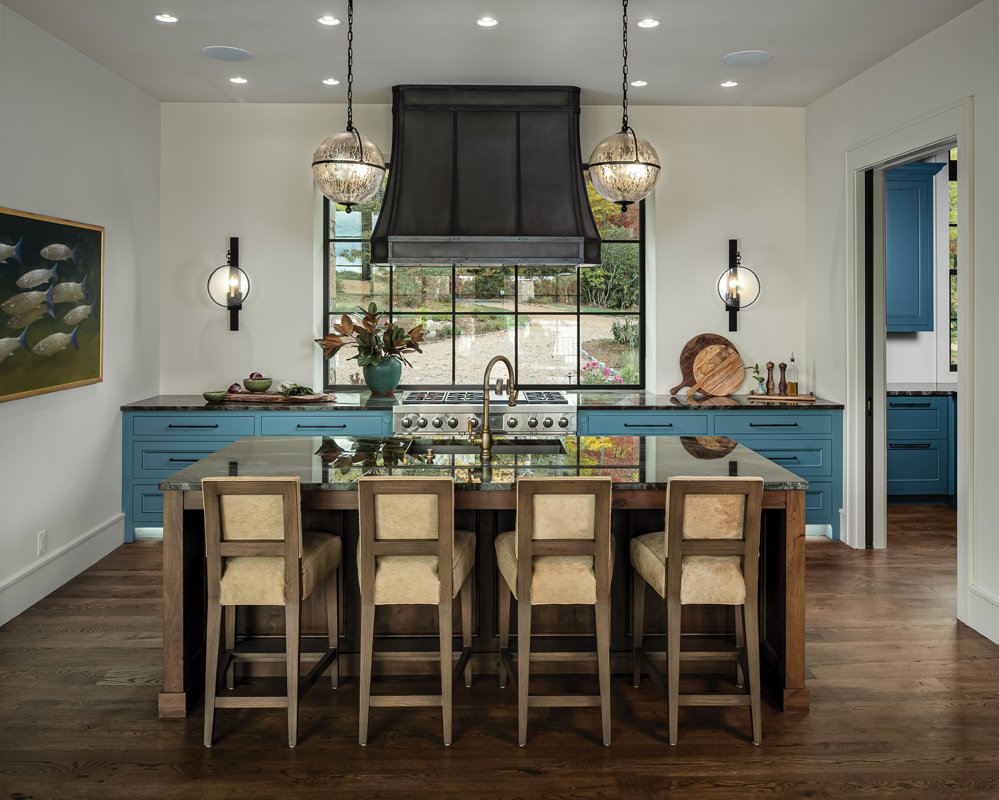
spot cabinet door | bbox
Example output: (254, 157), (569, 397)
(885, 163), (944, 333)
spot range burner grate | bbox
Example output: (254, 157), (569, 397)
(402, 390), (569, 406)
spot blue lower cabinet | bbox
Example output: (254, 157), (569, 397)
(887, 440), (948, 494)
(259, 413), (389, 437)
(580, 411), (708, 436)
(728, 438), (832, 479)
(130, 483), (165, 524)
(804, 481), (834, 524)
(886, 394), (954, 498)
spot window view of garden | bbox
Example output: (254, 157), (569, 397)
(325, 176), (643, 388)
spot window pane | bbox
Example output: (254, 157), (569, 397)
(328, 349), (364, 388)
(949, 226), (957, 270)
(581, 243), (640, 312)
(394, 313), (452, 385)
(454, 315), (515, 385)
(329, 246), (388, 312)
(518, 267), (577, 312)
(329, 174), (387, 240)
(518, 314), (577, 385)
(455, 267), (515, 312)
(392, 267), (452, 312)
(586, 173), (640, 241)
(581, 315), (640, 385)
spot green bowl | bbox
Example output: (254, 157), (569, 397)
(203, 390), (227, 403)
(243, 377), (273, 393)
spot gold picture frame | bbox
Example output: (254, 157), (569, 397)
(0, 207), (104, 403)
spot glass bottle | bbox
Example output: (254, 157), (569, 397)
(787, 352), (799, 397)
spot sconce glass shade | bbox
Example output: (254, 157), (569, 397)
(718, 265), (760, 309)
(588, 130), (661, 210)
(311, 129), (386, 212)
(208, 264), (250, 308)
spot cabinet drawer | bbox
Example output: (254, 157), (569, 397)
(734, 438), (832, 478)
(259, 413), (388, 437)
(131, 440), (229, 479)
(130, 483), (164, 523)
(713, 413), (832, 436)
(131, 413), (255, 438)
(887, 441), (948, 494)
(886, 397), (947, 438)
(804, 481), (834, 523)
(581, 412), (707, 436)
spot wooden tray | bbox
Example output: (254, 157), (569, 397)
(688, 343), (744, 397)
(746, 393), (816, 404)
(669, 333), (737, 395)
(221, 393), (334, 404)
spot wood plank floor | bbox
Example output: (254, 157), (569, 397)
(3, 506), (999, 799)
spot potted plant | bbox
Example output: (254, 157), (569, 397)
(315, 303), (424, 396)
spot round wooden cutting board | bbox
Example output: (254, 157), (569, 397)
(688, 343), (744, 396)
(669, 333), (735, 395)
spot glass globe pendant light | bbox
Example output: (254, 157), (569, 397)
(588, 0), (661, 212)
(312, 0), (385, 212)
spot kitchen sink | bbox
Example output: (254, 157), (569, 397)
(408, 437), (567, 456)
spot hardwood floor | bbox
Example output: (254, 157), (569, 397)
(3, 506), (999, 799)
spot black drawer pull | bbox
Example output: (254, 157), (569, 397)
(749, 422), (799, 428)
(769, 456), (799, 462)
(296, 424), (347, 430)
(167, 424), (219, 429)
(889, 442), (932, 449)
(624, 423), (672, 428)
(168, 458), (199, 463)
(889, 401), (932, 408)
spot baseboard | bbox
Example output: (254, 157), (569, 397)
(0, 513), (124, 626)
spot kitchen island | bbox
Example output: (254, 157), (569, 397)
(156, 434), (809, 718)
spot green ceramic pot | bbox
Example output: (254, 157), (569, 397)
(363, 358), (403, 396)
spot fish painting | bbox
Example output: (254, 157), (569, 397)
(0, 285), (53, 317)
(15, 263), (58, 289)
(31, 327), (78, 357)
(51, 274), (87, 305)
(62, 303), (94, 326)
(39, 243), (76, 262)
(0, 238), (22, 264)
(0, 329), (28, 364)
(5, 305), (54, 329)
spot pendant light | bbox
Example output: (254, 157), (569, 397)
(311, 0), (386, 213)
(588, 0), (661, 212)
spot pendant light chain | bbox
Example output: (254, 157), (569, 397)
(346, 0), (355, 132)
(621, 0), (629, 132)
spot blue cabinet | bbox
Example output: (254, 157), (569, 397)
(886, 163), (945, 333)
(886, 395), (955, 497)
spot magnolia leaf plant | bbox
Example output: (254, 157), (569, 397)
(315, 302), (424, 368)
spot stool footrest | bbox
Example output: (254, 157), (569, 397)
(528, 695), (601, 708)
(214, 696), (289, 709)
(680, 694), (752, 707)
(369, 695), (442, 707)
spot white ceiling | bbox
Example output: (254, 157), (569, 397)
(0, 0), (982, 106)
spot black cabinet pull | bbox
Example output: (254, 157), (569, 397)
(296, 424), (347, 429)
(889, 442), (932, 449)
(167, 424), (219, 429)
(769, 456), (799, 462)
(624, 423), (672, 428)
(168, 458), (199, 463)
(889, 401), (932, 408)
(749, 422), (799, 428)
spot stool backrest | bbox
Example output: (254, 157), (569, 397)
(202, 476), (303, 605)
(515, 476), (613, 604)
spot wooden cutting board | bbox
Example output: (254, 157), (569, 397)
(687, 343), (744, 397)
(669, 333), (737, 395)
(222, 393), (334, 403)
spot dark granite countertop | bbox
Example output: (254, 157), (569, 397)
(158, 434), (808, 492)
(887, 383), (957, 396)
(124, 391), (843, 412)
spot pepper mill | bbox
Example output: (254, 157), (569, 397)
(765, 361), (775, 395)
(778, 362), (788, 396)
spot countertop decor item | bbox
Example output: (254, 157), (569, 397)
(669, 333), (737, 395)
(747, 393), (817, 404)
(315, 302), (424, 396)
(686, 342), (744, 397)
(206, 237), (247, 331)
(242, 377), (273, 393)
(311, 0), (385, 212)
(587, 0), (661, 211)
(221, 392), (333, 403)
(719, 239), (761, 332)
(202, 390), (227, 403)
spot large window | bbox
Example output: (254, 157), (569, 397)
(323, 176), (645, 390)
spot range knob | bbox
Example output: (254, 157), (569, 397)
(401, 415), (414, 429)
(527, 416), (539, 429)
(467, 416), (480, 429)
(558, 416), (570, 429)
(417, 416), (428, 429)
(506, 416), (518, 429)
(447, 416), (459, 429)
(432, 416), (444, 429)
(542, 416), (554, 429)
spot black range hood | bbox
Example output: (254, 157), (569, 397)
(370, 85), (600, 267)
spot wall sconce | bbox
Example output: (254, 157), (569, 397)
(207, 237), (249, 331)
(718, 239), (760, 331)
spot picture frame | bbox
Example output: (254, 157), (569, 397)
(0, 207), (104, 403)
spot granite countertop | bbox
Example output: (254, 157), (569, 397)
(887, 383), (957, 396)
(124, 391), (843, 412)
(158, 434), (808, 492)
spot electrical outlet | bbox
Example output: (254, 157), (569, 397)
(36, 529), (47, 557)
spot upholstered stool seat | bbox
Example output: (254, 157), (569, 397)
(222, 531), (342, 606)
(357, 528), (475, 605)
(495, 530), (615, 605)
(629, 533), (745, 606)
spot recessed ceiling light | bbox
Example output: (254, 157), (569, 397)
(477, 17), (498, 27)
(630, 80), (648, 87)
(154, 12), (178, 23)
(317, 15), (341, 26)
(720, 80), (739, 88)
(229, 76), (248, 85)
(722, 50), (772, 67)
(637, 18), (660, 28)
(202, 45), (253, 62)
(322, 77), (341, 86)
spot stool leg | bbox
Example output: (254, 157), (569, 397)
(666, 595), (681, 746)
(632, 571), (646, 688)
(203, 598), (223, 747)
(734, 604), (746, 689)
(224, 606), (236, 690)
(439, 593), (454, 746)
(742, 602), (762, 745)
(285, 600), (301, 748)
(517, 599), (532, 747)
(498, 575), (511, 689)
(460, 575), (473, 689)
(326, 568), (340, 689)
(596, 597), (612, 747)
(359, 601), (375, 746)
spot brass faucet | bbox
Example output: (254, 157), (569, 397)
(468, 355), (517, 461)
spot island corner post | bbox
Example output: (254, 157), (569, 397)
(157, 484), (808, 718)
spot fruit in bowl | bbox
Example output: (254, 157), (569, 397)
(243, 374), (273, 393)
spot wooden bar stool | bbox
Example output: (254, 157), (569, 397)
(356, 477), (474, 746)
(631, 476), (764, 745)
(495, 476), (613, 746)
(202, 476), (342, 748)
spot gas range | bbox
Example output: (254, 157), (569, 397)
(392, 390), (576, 436)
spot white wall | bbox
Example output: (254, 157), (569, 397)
(160, 103), (805, 395)
(0, 8), (160, 624)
